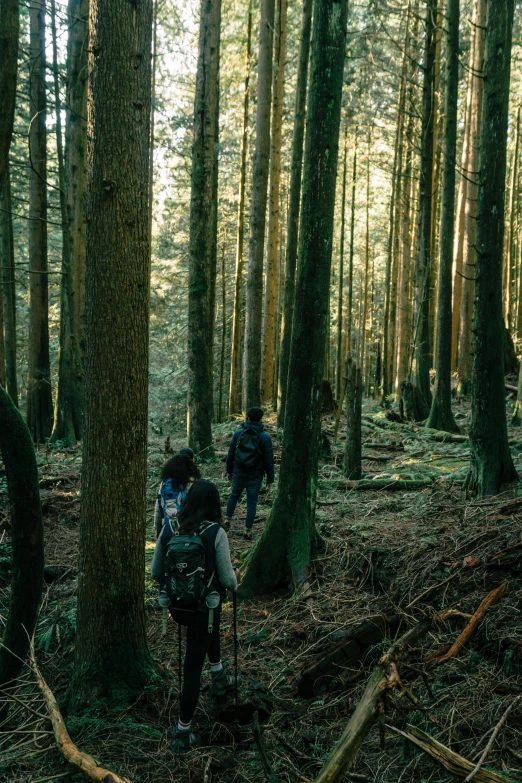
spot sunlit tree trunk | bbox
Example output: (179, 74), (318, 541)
(360, 133), (371, 388)
(27, 0), (53, 443)
(335, 125), (348, 400)
(228, 3), (252, 418)
(466, 0), (517, 496)
(244, 0), (275, 409)
(187, 0), (222, 453)
(217, 242), (226, 422)
(346, 132), (357, 362)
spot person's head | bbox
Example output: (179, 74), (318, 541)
(160, 453), (201, 486)
(177, 479), (222, 535)
(246, 407), (264, 423)
(178, 447), (194, 459)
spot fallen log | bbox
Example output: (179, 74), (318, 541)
(332, 478), (434, 492)
(422, 427), (468, 443)
(313, 610), (461, 783)
(388, 725), (515, 783)
(427, 583), (507, 665)
(30, 641), (134, 783)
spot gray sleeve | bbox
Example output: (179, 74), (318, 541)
(215, 528), (237, 591)
(151, 536), (164, 583)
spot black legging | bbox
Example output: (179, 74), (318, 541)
(176, 613), (221, 724)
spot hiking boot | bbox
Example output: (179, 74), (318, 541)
(171, 727), (197, 754)
(223, 518), (231, 532)
(211, 666), (236, 697)
(243, 530), (253, 541)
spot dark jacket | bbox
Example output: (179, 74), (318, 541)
(226, 420), (275, 483)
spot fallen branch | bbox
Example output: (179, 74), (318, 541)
(333, 479), (434, 492)
(464, 695), (522, 782)
(29, 641), (134, 783)
(252, 710), (278, 783)
(388, 725), (516, 783)
(428, 583), (507, 665)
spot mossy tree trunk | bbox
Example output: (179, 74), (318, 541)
(465, 0), (517, 496)
(0, 386), (44, 685)
(1, 168), (18, 405)
(243, 0), (275, 409)
(0, 0), (19, 189)
(65, 0), (155, 709)
(187, 0), (221, 454)
(426, 0), (459, 433)
(239, 0), (348, 597)
(27, 0), (53, 443)
(277, 0), (312, 427)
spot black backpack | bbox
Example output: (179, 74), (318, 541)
(235, 427), (263, 470)
(164, 521), (217, 610)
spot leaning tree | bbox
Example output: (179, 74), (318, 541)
(239, 0), (348, 596)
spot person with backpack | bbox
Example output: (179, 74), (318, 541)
(154, 448), (201, 539)
(151, 479), (239, 754)
(224, 407), (274, 540)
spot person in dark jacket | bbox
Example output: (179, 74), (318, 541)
(225, 407), (274, 540)
(151, 479), (239, 754)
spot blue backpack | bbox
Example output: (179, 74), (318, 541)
(159, 478), (187, 530)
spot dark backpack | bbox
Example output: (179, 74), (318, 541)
(164, 521), (217, 610)
(160, 478), (187, 529)
(235, 427), (262, 470)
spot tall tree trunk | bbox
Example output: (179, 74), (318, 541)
(261, 0), (287, 404)
(239, 0), (348, 596)
(27, 0), (53, 443)
(505, 106), (520, 331)
(0, 0), (19, 188)
(217, 242), (226, 422)
(428, 2), (443, 367)
(346, 132), (357, 362)
(412, 1), (436, 417)
(1, 166), (18, 404)
(426, 0), (459, 433)
(0, 251), (5, 387)
(228, 3), (252, 419)
(457, 0), (486, 394)
(343, 359), (362, 479)
(277, 0), (312, 427)
(465, 0), (517, 496)
(50, 0), (81, 446)
(360, 133), (371, 388)
(335, 125), (348, 400)
(65, 0), (155, 708)
(0, 386), (43, 686)
(187, 0), (221, 454)
(243, 0), (275, 409)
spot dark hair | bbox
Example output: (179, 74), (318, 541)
(160, 454), (201, 486)
(246, 407), (264, 422)
(177, 479), (222, 535)
(178, 447), (194, 459)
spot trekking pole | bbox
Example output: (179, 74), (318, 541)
(233, 591), (238, 707)
(178, 623), (182, 695)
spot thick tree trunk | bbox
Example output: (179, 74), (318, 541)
(277, 0), (312, 427)
(335, 126), (348, 401)
(243, 0), (275, 409)
(0, 385), (44, 685)
(412, 1), (436, 416)
(65, 0), (155, 708)
(0, 0), (19, 188)
(50, 0), (82, 446)
(187, 0), (221, 454)
(0, 253), (5, 387)
(457, 0), (486, 395)
(426, 0), (459, 433)
(228, 4), (252, 419)
(1, 168), (18, 405)
(261, 0), (287, 405)
(465, 0), (517, 497)
(27, 0), (53, 444)
(239, 0), (348, 596)
(505, 107), (520, 331)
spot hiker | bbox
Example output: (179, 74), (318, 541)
(154, 448), (201, 539)
(151, 479), (239, 754)
(225, 407), (274, 540)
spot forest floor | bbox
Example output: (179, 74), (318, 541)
(1, 392), (522, 783)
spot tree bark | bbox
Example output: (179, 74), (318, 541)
(0, 0), (19, 189)
(0, 242), (5, 388)
(346, 132), (357, 363)
(457, 0), (486, 395)
(239, 0), (348, 596)
(426, 0), (459, 433)
(261, 0), (287, 405)
(243, 0), (275, 409)
(1, 167), (18, 405)
(343, 359), (362, 480)
(277, 0), (312, 427)
(27, 0), (53, 444)
(505, 107), (520, 331)
(465, 0), (518, 496)
(65, 0), (155, 707)
(335, 125), (348, 401)
(228, 3), (252, 419)
(0, 385), (44, 686)
(360, 134), (371, 387)
(187, 0), (222, 454)
(217, 242), (226, 422)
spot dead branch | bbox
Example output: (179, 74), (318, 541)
(464, 695), (522, 782)
(388, 725), (516, 783)
(428, 583), (507, 665)
(333, 478), (434, 491)
(252, 711), (278, 783)
(29, 641), (134, 783)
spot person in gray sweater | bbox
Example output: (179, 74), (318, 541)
(151, 479), (239, 754)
